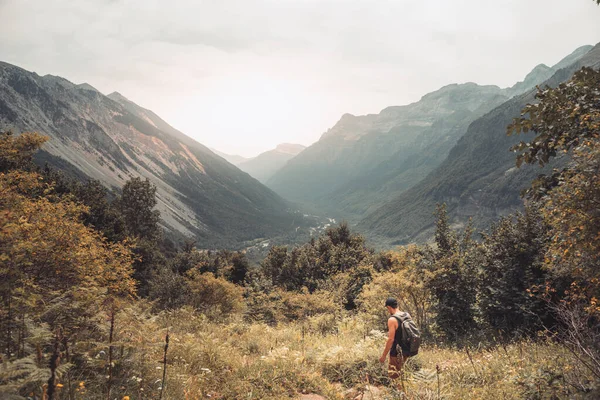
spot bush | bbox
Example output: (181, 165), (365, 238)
(358, 269), (433, 334)
(186, 271), (245, 319)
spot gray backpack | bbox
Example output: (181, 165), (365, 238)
(392, 312), (421, 356)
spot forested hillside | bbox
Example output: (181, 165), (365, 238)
(2, 62), (600, 397)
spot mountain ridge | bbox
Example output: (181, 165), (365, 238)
(0, 61), (300, 247)
(237, 143), (306, 183)
(266, 45), (593, 222)
(358, 43), (600, 245)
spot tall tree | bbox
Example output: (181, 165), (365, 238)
(116, 177), (161, 241)
(508, 67), (600, 287)
(427, 204), (478, 342)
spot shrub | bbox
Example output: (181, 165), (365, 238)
(186, 271), (245, 319)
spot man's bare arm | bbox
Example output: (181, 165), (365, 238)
(379, 317), (397, 363)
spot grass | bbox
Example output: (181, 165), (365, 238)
(95, 306), (598, 399)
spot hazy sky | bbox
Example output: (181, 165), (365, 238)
(1, 0), (599, 157)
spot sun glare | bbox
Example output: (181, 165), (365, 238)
(171, 74), (317, 156)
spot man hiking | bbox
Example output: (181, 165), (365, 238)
(379, 297), (417, 379)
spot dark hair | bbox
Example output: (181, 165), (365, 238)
(385, 297), (398, 308)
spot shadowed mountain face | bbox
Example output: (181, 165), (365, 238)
(358, 43), (600, 246)
(267, 84), (510, 218)
(267, 45), (592, 222)
(237, 143), (306, 183)
(0, 62), (299, 247)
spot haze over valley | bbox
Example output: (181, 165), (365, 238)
(1, 42), (599, 248)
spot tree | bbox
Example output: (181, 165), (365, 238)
(259, 223), (373, 294)
(427, 204), (478, 342)
(508, 67), (600, 170)
(228, 252), (249, 284)
(0, 170), (136, 365)
(114, 177), (164, 292)
(261, 245), (288, 285)
(542, 141), (600, 287)
(478, 206), (552, 337)
(0, 133), (138, 397)
(508, 67), (600, 292)
(434, 203), (456, 256)
(75, 179), (125, 241)
(0, 131), (48, 172)
(116, 177), (161, 241)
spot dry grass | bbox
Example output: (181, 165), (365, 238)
(93, 306), (598, 399)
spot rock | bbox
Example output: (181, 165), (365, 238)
(298, 394), (327, 400)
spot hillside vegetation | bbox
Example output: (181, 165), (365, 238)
(1, 67), (600, 400)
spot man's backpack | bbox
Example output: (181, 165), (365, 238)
(392, 312), (421, 357)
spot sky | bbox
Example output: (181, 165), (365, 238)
(1, 0), (599, 157)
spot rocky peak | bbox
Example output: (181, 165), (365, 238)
(77, 83), (102, 93)
(107, 91), (130, 103)
(274, 143), (305, 155)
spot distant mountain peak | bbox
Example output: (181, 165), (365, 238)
(210, 148), (249, 166)
(77, 83), (101, 94)
(274, 143), (305, 154)
(108, 91), (130, 102)
(237, 143), (307, 183)
(507, 45), (593, 97)
(551, 45), (593, 71)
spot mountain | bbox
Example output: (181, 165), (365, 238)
(267, 84), (509, 219)
(358, 43), (600, 245)
(506, 45), (592, 97)
(0, 62), (300, 247)
(238, 143), (306, 183)
(210, 148), (249, 166)
(266, 45), (593, 222)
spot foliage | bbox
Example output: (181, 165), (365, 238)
(116, 177), (161, 241)
(358, 245), (434, 334)
(508, 67), (600, 182)
(0, 131), (48, 172)
(260, 222), (374, 309)
(0, 132), (138, 398)
(542, 140), (600, 284)
(478, 206), (553, 337)
(185, 271), (245, 319)
(427, 205), (478, 342)
(509, 67), (600, 303)
(4, 117), (600, 397)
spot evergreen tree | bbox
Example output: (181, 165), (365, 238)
(427, 204), (478, 342)
(116, 177), (161, 241)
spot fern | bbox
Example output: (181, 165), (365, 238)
(0, 354), (72, 383)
